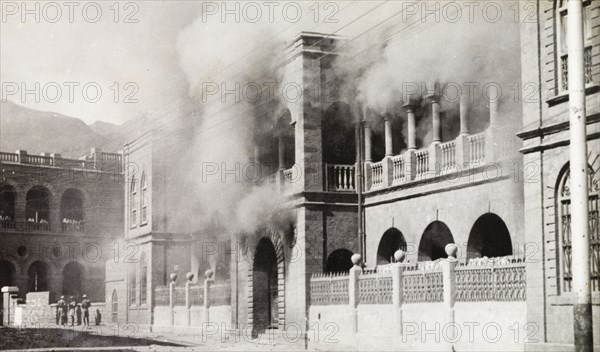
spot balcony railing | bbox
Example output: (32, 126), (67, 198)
(326, 164), (356, 192)
(0, 149), (122, 173)
(468, 132), (486, 164)
(439, 141), (456, 169)
(391, 155), (405, 184)
(62, 221), (85, 232)
(415, 149), (429, 178)
(0, 152), (18, 162)
(369, 162), (384, 189)
(365, 130), (490, 191)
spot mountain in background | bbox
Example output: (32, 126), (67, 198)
(0, 101), (129, 158)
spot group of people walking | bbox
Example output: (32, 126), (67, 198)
(56, 294), (92, 326)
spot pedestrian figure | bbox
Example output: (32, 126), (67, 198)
(60, 296), (68, 325)
(56, 296), (66, 326)
(81, 294), (91, 326)
(94, 309), (101, 325)
(68, 296), (76, 326)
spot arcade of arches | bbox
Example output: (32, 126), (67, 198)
(371, 214), (514, 265)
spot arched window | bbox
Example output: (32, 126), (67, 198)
(129, 176), (138, 228)
(556, 0), (593, 92)
(139, 253), (147, 305)
(556, 165), (599, 293)
(140, 173), (148, 225)
(0, 184), (16, 225)
(60, 189), (84, 232)
(26, 186), (51, 231)
(129, 265), (137, 306)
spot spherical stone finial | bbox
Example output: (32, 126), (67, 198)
(205, 269), (214, 279)
(394, 250), (406, 263)
(169, 273), (177, 282)
(186, 272), (194, 282)
(445, 243), (458, 258)
(351, 253), (362, 266)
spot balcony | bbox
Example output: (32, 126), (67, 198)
(364, 128), (495, 192)
(326, 164), (356, 192)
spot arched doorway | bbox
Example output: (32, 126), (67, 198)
(377, 228), (408, 265)
(252, 237), (279, 333)
(325, 249), (353, 273)
(28, 261), (49, 292)
(63, 262), (83, 299)
(0, 260), (16, 325)
(60, 189), (84, 232)
(111, 289), (118, 323)
(418, 221), (454, 261)
(467, 213), (513, 260)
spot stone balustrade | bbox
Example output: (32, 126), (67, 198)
(365, 129), (491, 191)
(0, 149), (122, 173)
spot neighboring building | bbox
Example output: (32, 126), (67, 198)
(0, 148), (123, 306)
(519, 0), (600, 348)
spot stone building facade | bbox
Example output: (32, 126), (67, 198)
(519, 0), (600, 348)
(113, 30), (530, 340)
(0, 148), (123, 308)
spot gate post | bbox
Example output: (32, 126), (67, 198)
(442, 244), (458, 351)
(349, 254), (362, 350)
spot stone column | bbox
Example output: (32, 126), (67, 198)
(459, 94), (469, 136)
(185, 272), (194, 326)
(456, 93), (471, 167)
(392, 250), (406, 337)
(349, 254), (362, 346)
(442, 244), (458, 351)
(169, 273), (177, 326)
(486, 85), (500, 162)
(428, 95), (442, 143)
(204, 269), (213, 324)
(403, 102), (417, 150)
(364, 125), (372, 163)
(384, 118), (393, 157)
(403, 102), (417, 181)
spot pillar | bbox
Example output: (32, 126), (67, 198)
(204, 269), (213, 324)
(349, 254), (362, 346)
(442, 244), (458, 351)
(2, 286), (19, 325)
(169, 273), (176, 326)
(459, 94), (469, 135)
(185, 272), (193, 326)
(428, 95), (441, 143)
(392, 251), (405, 337)
(403, 102), (416, 150)
(567, 1), (593, 350)
(364, 125), (372, 162)
(384, 118), (393, 156)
